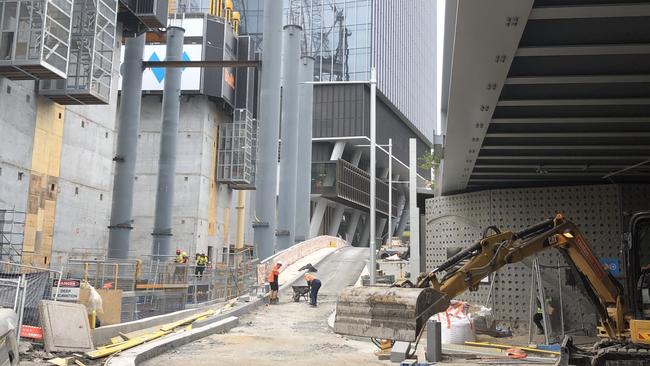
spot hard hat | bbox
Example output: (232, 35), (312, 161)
(276, 261), (283, 266)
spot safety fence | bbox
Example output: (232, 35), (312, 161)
(47, 248), (259, 323)
(0, 262), (62, 341)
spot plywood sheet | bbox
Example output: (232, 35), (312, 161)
(78, 289), (123, 326)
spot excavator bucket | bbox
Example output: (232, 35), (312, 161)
(334, 286), (450, 342)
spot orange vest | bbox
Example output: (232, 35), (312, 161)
(267, 265), (280, 283)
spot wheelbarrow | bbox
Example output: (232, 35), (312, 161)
(292, 285), (310, 302)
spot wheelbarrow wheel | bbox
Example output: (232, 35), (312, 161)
(293, 293), (301, 302)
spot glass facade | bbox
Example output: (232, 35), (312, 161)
(288, 0), (371, 82)
(236, 0), (436, 143)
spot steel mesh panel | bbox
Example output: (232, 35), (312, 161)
(425, 184), (650, 334)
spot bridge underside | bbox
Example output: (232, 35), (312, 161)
(439, 0), (650, 194)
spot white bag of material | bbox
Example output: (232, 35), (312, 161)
(81, 282), (104, 315)
(435, 302), (475, 344)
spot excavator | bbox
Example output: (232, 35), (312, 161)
(334, 214), (650, 366)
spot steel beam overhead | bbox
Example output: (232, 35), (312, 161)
(497, 98), (650, 106)
(529, 4), (650, 20)
(505, 75), (650, 85)
(516, 44), (650, 57)
(491, 117), (650, 124)
(142, 60), (260, 68)
(470, 172), (650, 177)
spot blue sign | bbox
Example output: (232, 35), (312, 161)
(600, 258), (621, 277)
(149, 51), (192, 82)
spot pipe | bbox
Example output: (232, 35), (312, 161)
(253, 0), (284, 260)
(152, 27), (185, 260)
(276, 24), (303, 251)
(294, 56), (315, 243)
(369, 67), (377, 285)
(107, 33), (145, 259)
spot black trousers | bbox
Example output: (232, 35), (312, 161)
(533, 313), (544, 332)
(309, 279), (322, 305)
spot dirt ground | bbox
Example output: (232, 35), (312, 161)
(142, 247), (396, 366)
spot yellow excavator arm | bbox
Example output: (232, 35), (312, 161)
(335, 214), (626, 342)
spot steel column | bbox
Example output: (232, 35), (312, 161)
(276, 24), (303, 251)
(294, 56), (315, 243)
(409, 138), (420, 276)
(369, 67), (377, 285)
(151, 27), (185, 260)
(253, 0), (284, 260)
(107, 33), (145, 259)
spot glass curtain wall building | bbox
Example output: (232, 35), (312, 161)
(236, 0), (435, 141)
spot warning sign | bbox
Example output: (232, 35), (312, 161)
(52, 279), (81, 301)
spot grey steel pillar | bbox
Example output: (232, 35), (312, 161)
(276, 24), (303, 251)
(151, 27), (185, 259)
(346, 210), (361, 245)
(253, 0), (284, 260)
(369, 67), (377, 285)
(107, 33), (145, 259)
(294, 56), (315, 243)
(409, 138), (421, 276)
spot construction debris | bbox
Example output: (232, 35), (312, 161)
(464, 342), (560, 356)
(85, 309), (215, 359)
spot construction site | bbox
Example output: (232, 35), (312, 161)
(0, 0), (650, 365)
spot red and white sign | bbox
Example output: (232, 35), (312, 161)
(52, 279), (81, 301)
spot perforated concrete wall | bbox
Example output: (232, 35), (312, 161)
(425, 184), (650, 335)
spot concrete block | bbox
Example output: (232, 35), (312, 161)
(39, 300), (93, 353)
(390, 341), (411, 363)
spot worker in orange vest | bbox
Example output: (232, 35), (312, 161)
(304, 272), (322, 307)
(267, 261), (282, 304)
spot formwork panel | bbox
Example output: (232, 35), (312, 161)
(39, 0), (117, 104)
(425, 184), (650, 334)
(0, 0), (72, 79)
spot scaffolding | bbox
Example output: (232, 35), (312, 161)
(39, 0), (118, 104)
(0, 0), (74, 79)
(0, 207), (25, 263)
(217, 108), (257, 188)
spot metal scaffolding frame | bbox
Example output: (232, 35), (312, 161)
(217, 108), (257, 188)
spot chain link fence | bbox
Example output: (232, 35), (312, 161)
(0, 262), (62, 340)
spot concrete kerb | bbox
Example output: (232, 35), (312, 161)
(106, 317), (239, 366)
(101, 246), (346, 365)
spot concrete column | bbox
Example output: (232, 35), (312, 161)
(294, 56), (315, 243)
(276, 25), (303, 251)
(350, 150), (362, 166)
(376, 218), (387, 244)
(107, 33), (145, 259)
(151, 27), (185, 259)
(409, 138), (420, 276)
(359, 216), (370, 248)
(328, 205), (345, 237)
(253, 0), (284, 260)
(396, 205), (409, 237)
(345, 210), (361, 245)
(392, 190), (406, 237)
